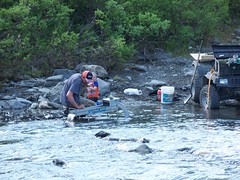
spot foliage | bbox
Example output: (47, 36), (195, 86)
(228, 0), (240, 20)
(95, 0), (170, 46)
(95, 0), (230, 53)
(0, 0), (239, 80)
(0, 0), (77, 79)
(155, 0), (229, 51)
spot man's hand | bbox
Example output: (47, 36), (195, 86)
(77, 104), (85, 109)
(67, 91), (85, 109)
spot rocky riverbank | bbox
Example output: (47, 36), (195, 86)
(0, 48), (194, 125)
(2, 26), (240, 125)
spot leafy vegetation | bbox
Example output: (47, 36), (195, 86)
(0, 0), (239, 80)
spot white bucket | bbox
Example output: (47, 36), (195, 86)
(161, 86), (175, 104)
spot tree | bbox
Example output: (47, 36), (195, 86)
(0, 0), (78, 80)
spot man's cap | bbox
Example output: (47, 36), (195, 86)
(82, 71), (93, 80)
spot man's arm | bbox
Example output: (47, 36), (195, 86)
(66, 91), (84, 109)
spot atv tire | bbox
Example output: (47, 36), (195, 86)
(191, 72), (202, 102)
(200, 85), (220, 109)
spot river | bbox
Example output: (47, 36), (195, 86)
(0, 101), (240, 180)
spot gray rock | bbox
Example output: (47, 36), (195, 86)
(53, 159), (66, 167)
(126, 64), (148, 72)
(38, 88), (50, 94)
(30, 103), (39, 109)
(2, 95), (16, 100)
(128, 144), (153, 154)
(48, 102), (62, 109)
(98, 78), (110, 97)
(38, 98), (52, 109)
(16, 98), (32, 105)
(45, 82), (64, 104)
(8, 99), (26, 109)
(53, 68), (75, 79)
(46, 75), (63, 82)
(45, 75), (64, 87)
(234, 29), (240, 36)
(146, 80), (166, 88)
(75, 64), (108, 79)
(0, 100), (11, 109)
(95, 131), (111, 138)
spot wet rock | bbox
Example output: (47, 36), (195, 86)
(53, 159), (66, 167)
(177, 147), (193, 152)
(94, 129), (151, 143)
(95, 131), (111, 138)
(104, 137), (150, 143)
(128, 144), (153, 154)
(138, 138), (150, 143)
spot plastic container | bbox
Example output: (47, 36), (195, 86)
(161, 86), (175, 104)
(123, 88), (142, 96)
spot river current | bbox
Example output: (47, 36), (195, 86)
(0, 101), (240, 180)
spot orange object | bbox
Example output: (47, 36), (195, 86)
(87, 83), (99, 99)
(82, 71), (89, 78)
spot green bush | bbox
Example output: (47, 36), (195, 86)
(0, 0), (237, 81)
(0, 0), (77, 80)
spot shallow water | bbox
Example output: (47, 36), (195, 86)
(1, 101), (240, 180)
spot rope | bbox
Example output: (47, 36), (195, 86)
(206, 69), (216, 109)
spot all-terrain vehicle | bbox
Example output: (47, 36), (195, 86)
(190, 44), (240, 109)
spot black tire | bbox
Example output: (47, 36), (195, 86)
(200, 85), (220, 109)
(191, 72), (202, 102)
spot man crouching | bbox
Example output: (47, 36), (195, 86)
(60, 71), (94, 109)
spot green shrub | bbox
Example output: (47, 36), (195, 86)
(0, 0), (77, 79)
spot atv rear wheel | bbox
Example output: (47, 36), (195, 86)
(191, 72), (202, 102)
(200, 85), (220, 109)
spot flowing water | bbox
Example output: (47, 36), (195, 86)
(0, 101), (240, 180)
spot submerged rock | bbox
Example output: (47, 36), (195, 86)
(95, 131), (111, 138)
(53, 159), (66, 167)
(128, 144), (153, 154)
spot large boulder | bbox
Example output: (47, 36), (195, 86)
(75, 64), (108, 79)
(53, 68), (75, 80)
(45, 75), (64, 87)
(98, 78), (110, 97)
(45, 81), (64, 104)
